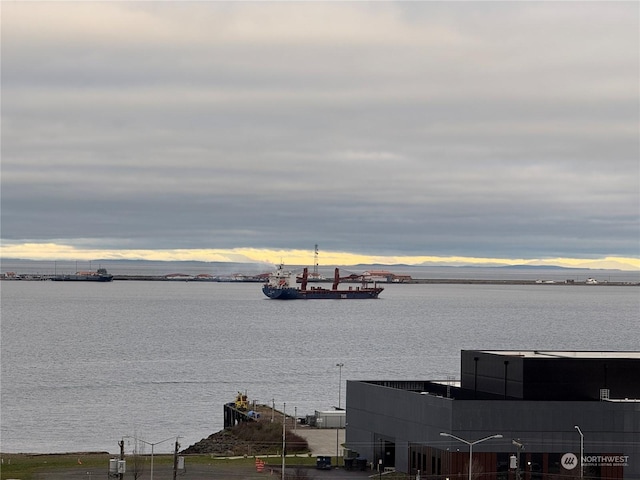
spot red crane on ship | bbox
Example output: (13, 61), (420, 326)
(299, 267), (369, 291)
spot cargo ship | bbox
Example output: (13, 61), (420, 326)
(51, 267), (114, 282)
(262, 264), (383, 299)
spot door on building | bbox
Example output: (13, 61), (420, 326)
(383, 440), (395, 468)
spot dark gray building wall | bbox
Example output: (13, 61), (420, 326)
(461, 351), (524, 398)
(461, 351), (640, 400)
(346, 380), (453, 471)
(521, 358), (640, 400)
(346, 380), (640, 477)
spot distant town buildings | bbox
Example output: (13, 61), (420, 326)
(362, 270), (412, 283)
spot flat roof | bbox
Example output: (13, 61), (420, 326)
(478, 350), (640, 359)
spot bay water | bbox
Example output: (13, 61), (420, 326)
(1, 280), (638, 454)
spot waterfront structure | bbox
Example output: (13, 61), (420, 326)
(345, 350), (640, 479)
(51, 267), (113, 282)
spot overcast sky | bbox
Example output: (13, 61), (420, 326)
(2, 2), (639, 268)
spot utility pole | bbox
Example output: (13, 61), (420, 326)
(282, 403), (286, 480)
(336, 362), (344, 469)
(118, 439), (125, 480)
(172, 437), (180, 480)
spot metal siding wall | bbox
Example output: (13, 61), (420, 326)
(347, 379), (640, 478)
(462, 352), (640, 401)
(461, 350), (524, 398)
(452, 400), (640, 477)
(346, 380), (455, 473)
(523, 358), (640, 400)
(345, 380), (377, 461)
(461, 351), (525, 398)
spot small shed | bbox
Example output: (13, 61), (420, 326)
(308, 410), (345, 429)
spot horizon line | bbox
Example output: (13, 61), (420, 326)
(1, 243), (639, 271)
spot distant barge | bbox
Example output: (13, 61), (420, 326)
(51, 267), (114, 282)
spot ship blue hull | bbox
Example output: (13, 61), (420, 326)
(262, 285), (382, 300)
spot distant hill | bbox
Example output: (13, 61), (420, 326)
(2, 258), (638, 282)
(496, 264), (580, 270)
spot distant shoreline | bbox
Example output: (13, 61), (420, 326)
(2, 274), (637, 286)
(119, 276), (638, 286)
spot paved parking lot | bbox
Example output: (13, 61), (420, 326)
(295, 427), (345, 457)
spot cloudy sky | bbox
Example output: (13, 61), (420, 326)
(2, 1), (639, 269)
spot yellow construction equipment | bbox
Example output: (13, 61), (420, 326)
(234, 392), (248, 411)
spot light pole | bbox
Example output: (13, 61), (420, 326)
(336, 362), (344, 468)
(336, 363), (344, 409)
(575, 425), (584, 480)
(125, 435), (177, 480)
(440, 432), (503, 480)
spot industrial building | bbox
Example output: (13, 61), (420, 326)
(345, 350), (640, 479)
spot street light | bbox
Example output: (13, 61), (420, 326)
(336, 363), (344, 468)
(336, 363), (344, 409)
(575, 425), (584, 480)
(440, 432), (503, 480)
(125, 435), (177, 480)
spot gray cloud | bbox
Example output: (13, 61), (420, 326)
(2, 2), (638, 259)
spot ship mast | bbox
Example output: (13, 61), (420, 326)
(314, 244), (319, 277)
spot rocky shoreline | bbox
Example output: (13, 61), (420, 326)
(181, 426), (306, 456)
(182, 404), (308, 456)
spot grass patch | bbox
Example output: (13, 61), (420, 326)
(1, 453), (110, 480)
(0, 452), (319, 480)
(184, 454), (315, 466)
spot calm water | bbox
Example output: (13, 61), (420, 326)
(1, 281), (638, 454)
